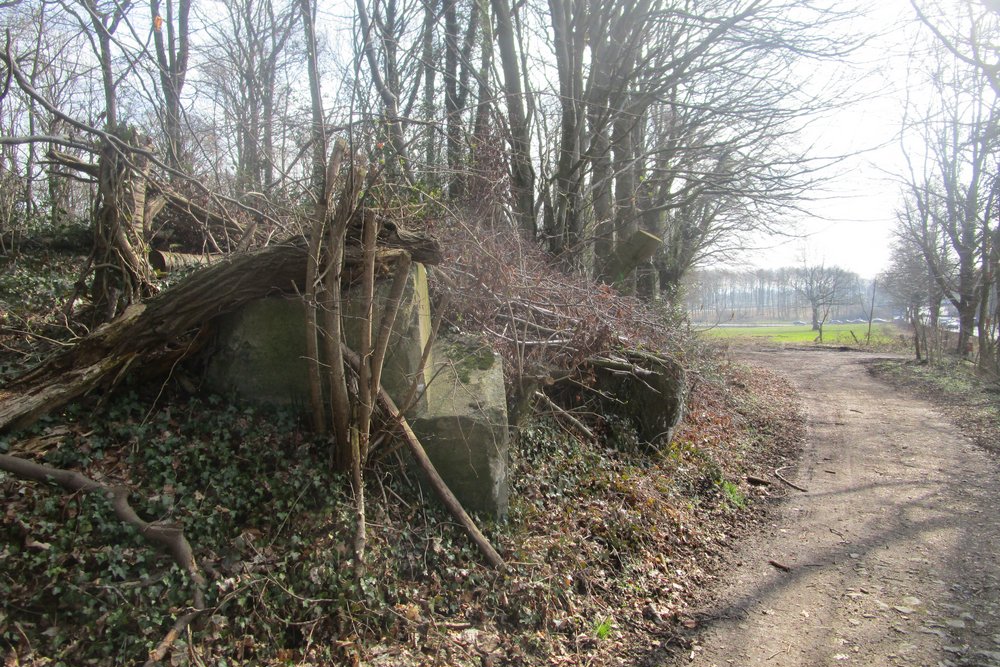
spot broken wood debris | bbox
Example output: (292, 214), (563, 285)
(774, 466), (809, 493)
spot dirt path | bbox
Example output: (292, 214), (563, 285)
(674, 347), (1000, 667)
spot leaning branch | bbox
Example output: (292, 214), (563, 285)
(341, 345), (506, 570)
(534, 390), (595, 440)
(0, 135), (94, 152)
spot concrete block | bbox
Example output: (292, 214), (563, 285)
(204, 263), (433, 413)
(410, 335), (510, 519)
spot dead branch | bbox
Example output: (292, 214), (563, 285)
(48, 149), (248, 249)
(534, 390), (595, 440)
(341, 345), (506, 570)
(351, 191), (379, 565)
(587, 356), (655, 376)
(324, 161), (367, 467)
(0, 454), (206, 603)
(143, 611), (201, 667)
(0, 452), (207, 664)
(369, 252), (413, 419)
(774, 466), (808, 493)
(768, 559), (792, 572)
(44, 149), (100, 177)
(149, 179), (247, 239)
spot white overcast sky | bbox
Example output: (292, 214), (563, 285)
(731, 0), (928, 278)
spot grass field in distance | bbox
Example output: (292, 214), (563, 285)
(697, 322), (900, 346)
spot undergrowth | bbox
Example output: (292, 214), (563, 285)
(1, 224), (807, 665)
(0, 353), (804, 666)
(0, 253), (85, 380)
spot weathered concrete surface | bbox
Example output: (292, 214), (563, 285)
(203, 271), (511, 518)
(204, 263), (433, 412)
(411, 335), (510, 519)
(204, 296), (314, 410)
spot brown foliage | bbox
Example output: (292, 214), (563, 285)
(434, 219), (683, 383)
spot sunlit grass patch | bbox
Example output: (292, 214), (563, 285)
(697, 323), (899, 346)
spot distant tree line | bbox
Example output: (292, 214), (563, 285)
(684, 265), (895, 327)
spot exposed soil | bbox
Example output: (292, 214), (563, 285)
(672, 346), (1000, 667)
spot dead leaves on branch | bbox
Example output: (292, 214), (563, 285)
(435, 220), (684, 389)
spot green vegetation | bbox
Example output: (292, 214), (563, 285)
(0, 254), (86, 381)
(0, 346), (806, 664)
(699, 322), (901, 347)
(0, 394), (377, 663)
(444, 337), (497, 383)
(594, 617), (614, 640)
(719, 480), (746, 509)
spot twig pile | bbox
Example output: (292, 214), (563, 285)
(435, 219), (683, 385)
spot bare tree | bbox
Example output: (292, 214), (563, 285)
(491, 0), (535, 233)
(198, 0), (301, 196)
(522, 0), (861, 293)
(909, 0), (1000, 371)
(150, 0), (191, 173)
(899, 26), (999, 359)
(793, 263), (855, 337)
(27, 0), (159, 321)
(881, 232), (942, 362)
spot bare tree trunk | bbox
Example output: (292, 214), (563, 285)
(612, 111), (636, 293)
(491, 0), (535, 235)
(89, 134), (156, 324)
(150, 0), (192, 174)
(355, 0), (413, 183)
(444, 0), (462, 199)
(304, 143), (347, 433)
(421, 0), (438, 179)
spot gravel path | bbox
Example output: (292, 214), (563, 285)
(674, 347), (1000, 667)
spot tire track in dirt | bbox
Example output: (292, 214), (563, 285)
(672, 347), (1000, 667)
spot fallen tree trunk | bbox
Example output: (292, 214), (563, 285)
(0, 229), (439, 434)
(149, 250), (221, 272)
(0, 240), (307, 433)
